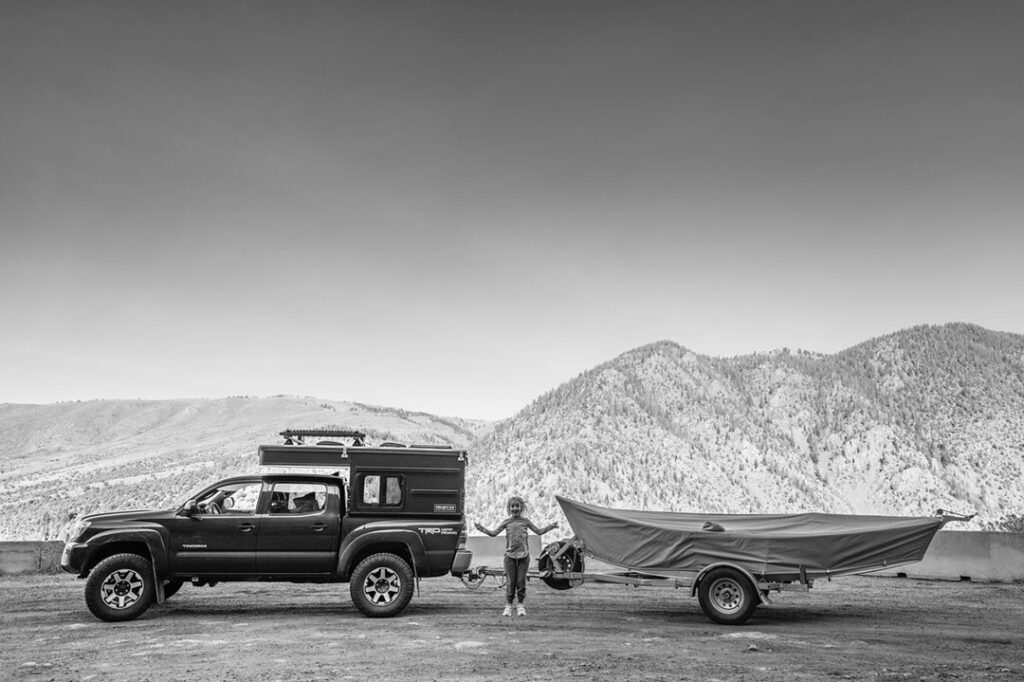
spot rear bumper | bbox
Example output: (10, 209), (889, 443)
(449, 548), (473, 576)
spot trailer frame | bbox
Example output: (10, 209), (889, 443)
(460, 536), (814, 625)
(461, 509), (975, 625)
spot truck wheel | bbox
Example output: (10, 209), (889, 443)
(84, 554), (155, 622)
(697, 567), (757, 625)
(349, 553), (414, 618)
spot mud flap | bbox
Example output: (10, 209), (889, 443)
(154, 564), (165, 604)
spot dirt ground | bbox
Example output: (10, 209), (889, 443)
(2, 572), (1022, 681)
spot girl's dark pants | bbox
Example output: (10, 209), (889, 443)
(503, 555), (530, 604)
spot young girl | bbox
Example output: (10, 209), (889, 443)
(475, 496), (558, 617)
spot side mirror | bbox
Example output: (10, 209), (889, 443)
(178, 499), (200, 516)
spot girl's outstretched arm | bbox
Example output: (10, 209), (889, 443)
(527, 520), (559, 535)
(474, 519), (510, 537)
(474, 521), (497, 536)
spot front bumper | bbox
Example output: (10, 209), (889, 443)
(449, 548), (473, 576)
(60, 542), (88, 576)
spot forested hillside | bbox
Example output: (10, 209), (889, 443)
(3, 323), (1022, 541)
(469, 324), (1024, 532)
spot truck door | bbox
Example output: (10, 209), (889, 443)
(256, 481), (340, 574)
(169, 480), (263, 575)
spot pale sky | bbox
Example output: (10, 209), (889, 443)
(2, 1), (1023, 420)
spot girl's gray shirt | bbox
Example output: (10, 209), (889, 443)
(499, 516), (542, 559)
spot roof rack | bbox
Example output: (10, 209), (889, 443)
(377, 441), (453, 449)
(279, 429), (366, 446)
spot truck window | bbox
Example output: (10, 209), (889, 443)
(360, 474), (403, 507)
(197, 481), (262, 515)
(268, 482), (327, 514)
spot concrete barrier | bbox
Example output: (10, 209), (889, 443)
(872, 530), (1024, 582)
(0, 538), (530, 576)
(1, 538), (542, 576)
(5, 532), (1021, 581)
(465, 532), (1024, 582)
(0, 541), (64, 575)
(465, 535), (544, 568)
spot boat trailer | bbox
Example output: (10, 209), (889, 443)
(460, 537), (813, 625)
(461, 506), (976, 626)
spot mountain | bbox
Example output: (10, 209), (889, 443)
(0, 396), (489, 540)
(3, 323), (1022, 541)
(468, 323), (1024, 532)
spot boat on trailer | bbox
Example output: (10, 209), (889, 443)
(555, 495), (960, 582)
(462, 497), (972, 625)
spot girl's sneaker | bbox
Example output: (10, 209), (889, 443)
(516, 604), (526, 617)
(502, 605), (512, 617)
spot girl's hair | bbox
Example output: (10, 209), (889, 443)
(506, 495), (528, 515)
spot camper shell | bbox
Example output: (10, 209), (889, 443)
(259, 429), (467, 518)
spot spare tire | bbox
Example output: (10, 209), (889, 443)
(537, 540), (585, 590)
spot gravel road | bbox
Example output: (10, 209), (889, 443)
(2, 573), (1022, 681)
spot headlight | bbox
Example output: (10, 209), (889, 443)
(66, 517), (91, 542)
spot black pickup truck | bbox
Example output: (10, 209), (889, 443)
(61, 429), (473, 622)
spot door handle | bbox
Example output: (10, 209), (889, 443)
(238, 523), (255, 533)
(312, 523), (326, 533)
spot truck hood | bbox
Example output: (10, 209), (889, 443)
(83, 508), (177, 525)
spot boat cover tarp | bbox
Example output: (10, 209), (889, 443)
(556, 496), (947, 580)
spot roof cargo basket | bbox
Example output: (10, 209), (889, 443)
(378, 441), (453, 449)
(279, 429), (366, 446)
(260, 429), (468, 468)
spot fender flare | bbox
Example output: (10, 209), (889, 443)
(691, 562), (765, 604)
(83, 528), (171, 577)
(337, 529), (429, 579)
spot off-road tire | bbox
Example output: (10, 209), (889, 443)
(697, 567), (758, 625)
(84, 553), (155, 622)
(349, 553), (414, 618)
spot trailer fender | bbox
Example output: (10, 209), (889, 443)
(337, 530), (429, 580)
(692, 562), (764, 604)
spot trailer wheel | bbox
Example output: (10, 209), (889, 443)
(697, 567), (757, 625)
(84, 554), (155, 622)
(349, 553), (414, 618)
